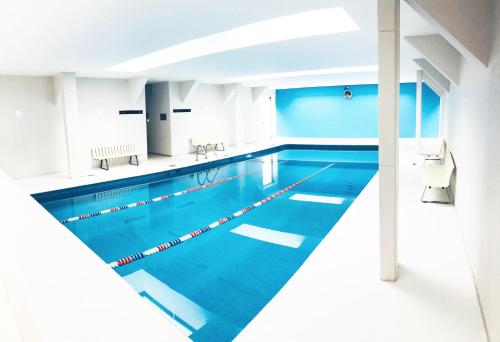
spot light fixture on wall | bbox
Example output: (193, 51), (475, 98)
(343, 87), (352, 100)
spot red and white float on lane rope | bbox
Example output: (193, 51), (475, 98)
(59, 167), (264, 224)
(108, 162), (335, 268)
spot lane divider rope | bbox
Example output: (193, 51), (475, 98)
(59, 166), (265, 224)
(108, 162), (335, 268)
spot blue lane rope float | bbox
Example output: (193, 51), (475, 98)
(108, 162), (335, 268)
(59, 167), (265, 225)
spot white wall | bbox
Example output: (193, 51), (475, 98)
(145, 82), (171, 155)
(238, 87), (276, 144)
(442, 1), (500, 339)
(162, 82), (275, 156)
(77, 78), (147, 169)
(0, 76), (148, 178)
(0, 76), (274, 178)
(168, 82), (236, 156)
(0, 76), (67, 179)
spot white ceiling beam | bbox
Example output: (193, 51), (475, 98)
(179, 80), (200, 103)
(127, 76), (148, 104)
(422, 72), (445, 97)
(222, 84), (237, 103)
(251, 86), (268, 103)
(404, 0), (493, 66)
(413, 58), (450, 92)
(405, 34), (461, 85)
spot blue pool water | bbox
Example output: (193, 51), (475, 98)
(39, 148), (378, 341)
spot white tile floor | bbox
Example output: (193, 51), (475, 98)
(1, 168), (189, 342)
(11, 140), (487, 341)
(0, 282), (23, 342)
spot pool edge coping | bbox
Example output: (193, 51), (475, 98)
(32, 143), (378, 203)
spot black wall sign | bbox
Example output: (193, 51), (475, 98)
(172, 108), (192, 113)
(119, 110), (144, 115)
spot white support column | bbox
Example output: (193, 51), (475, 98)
(378, 0), (399, 282)
(439, 94), (445, 137)
(54, 73), (84, 179)
(234, 85), (245, 148)
(416, 70), (423, 155)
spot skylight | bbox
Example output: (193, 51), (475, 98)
(107, 7), (359, 72)
(228, 65), (379, 82)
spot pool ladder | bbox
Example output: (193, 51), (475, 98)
(193, 142), (223, 185)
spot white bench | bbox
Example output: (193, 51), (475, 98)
(91, 144), (140, 170)
(420, 138), (445, 163)
(421, 149), (455, 204)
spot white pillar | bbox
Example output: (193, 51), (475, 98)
(269, 92), (277, 142)
(416, 70), (423, 154)
(378, 0), (399, 282)
(234, 85), (245, 148)
(54, 73), (84, 178)
(439, 94), (445, 137)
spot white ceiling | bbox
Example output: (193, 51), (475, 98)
(0, 0), (436, 88)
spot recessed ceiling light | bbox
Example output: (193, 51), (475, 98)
(228, 65), (379, 82)
(107, 7), (359, 72)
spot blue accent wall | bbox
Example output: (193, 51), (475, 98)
(276, 83), (440, 138)
(421, 83), (440, 137)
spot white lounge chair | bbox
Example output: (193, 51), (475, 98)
(421, 149), (455, 204)
(420, 138), (445, 163)
(91, 144), (139, 170)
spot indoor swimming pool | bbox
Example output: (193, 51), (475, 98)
(36, 147), (378, 341)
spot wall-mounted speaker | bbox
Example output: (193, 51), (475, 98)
(343, 87), (352, 100)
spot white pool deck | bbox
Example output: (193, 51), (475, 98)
(1, 138), (487, 341)
(16, 141), (280, 194)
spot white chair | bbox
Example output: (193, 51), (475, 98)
(420, 138), (445, 164)
(91, 144), (140, 170)
(421, 149), (455, 204)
